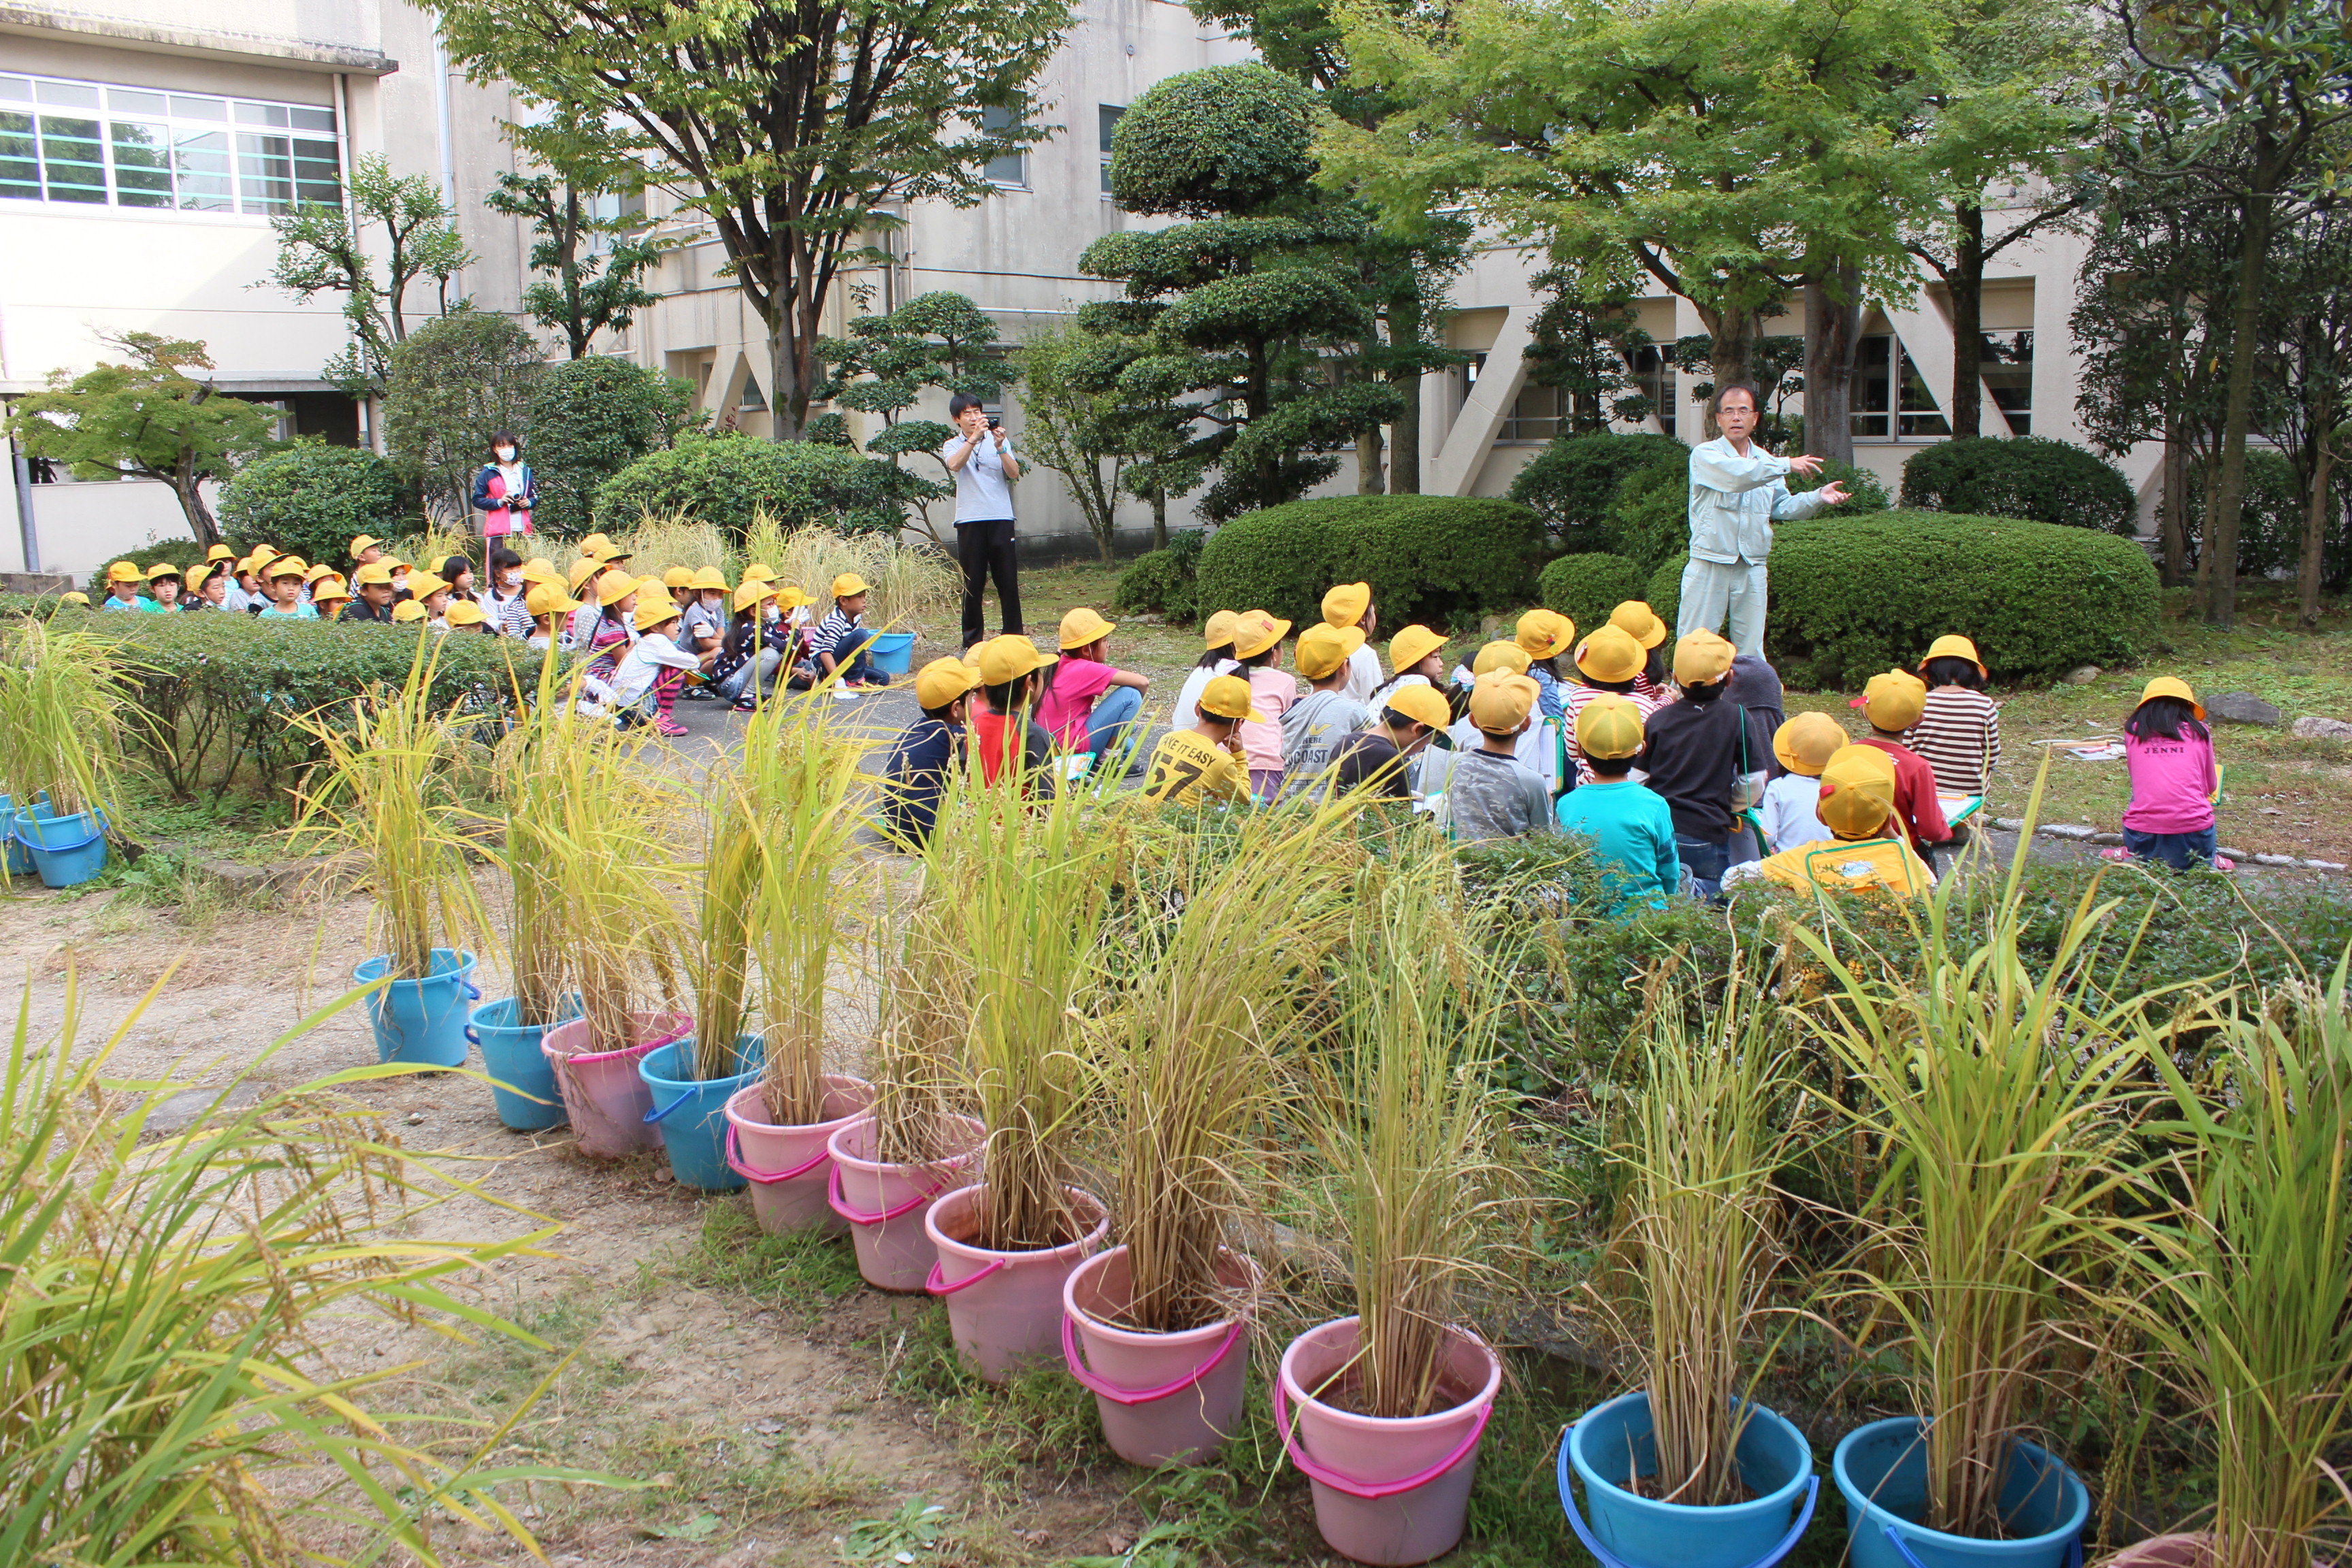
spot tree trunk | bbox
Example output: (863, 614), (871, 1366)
(1151, 483), (1169, 551)
(1388, 287), (1423, 493)
(1803, 267), (1861, 466)
(1356, 428), (1385, 495)
(2302, 435), (2334, 627)
(1699, 305), (1760, 440)
(2160, 426), (2189, 587)
(1947, 204), (1987, 439)
(768, 314), (806, 442)
(2192, 456), (2221, 617)
(171, 465), (220, 546)
(2210, 136), (2283, 627)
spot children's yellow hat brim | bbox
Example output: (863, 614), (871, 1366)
(1575, 625), (1645, 684)
(525, 583), (584, 617)
(1383, 685), (1451, 732)
(691, 566), (729, 591)
(1322, 581), (1371, 629)
(1202, 609), (1242, 651)
(974, 634), (1058, 686)
(2138, 676), (2204, 719)
(1773, 711), (1848, 777)
(567, 559), (604, 593)
(1608, 600), (1669, 650)
(1232, 612), (1292, 661)
(1295, 623), (1367, 681)
(595, 572), (640, 607)
(914, 657), (985, 709)
(634, 599), (683, 632)
(1059, 606), (1117, 649)
(1920, 634), (1989, 679)
(1576, 691), (1647, 760)
(1197, 672), (1268, 723)
(1515, 608), (1573, 661)
(1389, 625), (1446, 674)
(831, 572), (870, 599)
(733, 581), (779, 612)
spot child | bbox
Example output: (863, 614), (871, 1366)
(100, 561), (147, 611)
(884, 657), (984, 847)
(612, 598), (707, 736)
(1515, 609), (1575, 720)
(256, 558), (318, 620)
(444, 598), (495, 635)
(1447, 672), (1559, 843)
(581, 570), (640, 681)
(1171, 610), (1242, 730)
(433, 553), (478, 602)
(391, 600), (427, 624)
(1850, 669), (1954, 867)
(1449, 642), (1554, 788)
(810, 572), (890, 687)
(1280, 622), (1372, 791)
(350, 534), (385, 570)
(679, 568), (729, 659)
(710, 582), (785, 710)
(144, 561), (184, 610)
(1759, 712), (1844, 851)
(1381, 624), (1448, 693)
(1320, 581), (1384, 705)
(523, 582), (583, 651)
(1142, 673), (1258, 808)
(1725, 745), (1935, 897)
(1322, 684), (1451, 802)
(1906, 634), (2002, 798)
(184, 564), (227, 610)
(663, 566), (696, 609)
(1555, 694), (1680, 912)
(2104, 677), (2230, 872)
(1637, 631), (1759, 900)
(224, 557), (263, 613)
(485, 547), (532, 638)
(1230, 611), (1296, 801)
(970, 635), (1058, 788)
(1607, 602), (1674, 704)
(1039, 607), (1151, 766)
(1564, 625), (1659, 786)
(408, 571), (455, 630)
(346, 562), (398, 623)
(311, 579), (353, 619)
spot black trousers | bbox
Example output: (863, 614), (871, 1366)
(957, 518), (1022, 647)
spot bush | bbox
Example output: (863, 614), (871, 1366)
(1899, 436), (2136, 535)
(526, 357), (701, 538)
(1537, 553), (1645, 636)
(78, 538), (214, 595)
(216, 443), (416, 568)
(1507, 431), (1686, 544)
(1647, 552), (1686, 627)
(1608, 463), (1693, 579)
(2160, 451), (2316, 581)
(1107, 63), (1318, 218)
(593, 435), (923, 538)
(383, 310), (545, 521)
(1192, 495), (1543, 631)
(1112, 529), (1208, 623)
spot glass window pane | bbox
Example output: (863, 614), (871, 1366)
(39, 115), (105, 203)
(0, 110), (37, 199)
(289, 105), (336, 132)
(110, 120), (173, 206)
(981, 105), (1025, 186)
(0, 78), (31, 103)
(108, 88), (166, 114)
(36, 80), (99, 110)
(171, 94), (227, 120)
(233, 102), (287, 127)
(1098, 104), (1123, 153)
(292, 137), (340, 207)
(1852, 335), (1891, 438)
(1897, 342), (1950, 437)
(237, 131), (293, 211)
(175, 129), (232, 210)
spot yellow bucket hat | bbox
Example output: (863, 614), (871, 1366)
(731, 578), (776, 612)
(1383, 685), (1452, 732)
(595, 570), (640, 607)
(392, 600), (427, 622)
(1817, 745), (1899, 838)
(349, 534), (381, 557)
(1850, 668), (1928, 732)
(353, 561), (395, 587)
(975, 634), (1058, 685)
(205, 542), (235, 562)
(831, 572), (870, 599)
(1609, 600), (1670, 650)
(521, 556), (561, 584)
(312, 578), (353, 605)
(1773, 712), (1848, 777)
(105, 560), (142, 584)
(577, 532), (613, 556)
(1575, 625), (1646, 685)
(1197, 673), (1267, 723)
(525, 582), (584, 618)
(2137, 676), (2204, 719)
(144, 561), (182, 581)
(1322, 581), (1371, 630)
(1919, 634), (1988, 679)
(1673, 630), (1735, 688)
(1516, 609), (1574, 661)
(406, 572), (451, 600)
(662, 565), (696, 589)
(1202, 609), (1243, 651)
(1576, 692), (1648, 760)
(742, 561), (778, 583)
(59, 591), (89, 606)
(444, 598), (487, 626)
(1469, 671), (1539, 735)
(1232, 612), (1290, 661)
(266, 556), (310, 581)
(691, 565), (730, 592)
(634, 598), (683, 633)
(185, 564), (214, 591)
(915, 656), (985, 710)
(1296, 623), (1367, 681)
(1059, 606), (1117, 649)
(567, 558), (604, 593)
(1471, 640), (1531, 677)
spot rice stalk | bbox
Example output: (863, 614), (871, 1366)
(388, 524), (474, 573)
(761, 517), (959, 634)
(614, 512), (736, 584)
(491, 653), (587, 1025)
(0, 616), (138, 819)
(869, 884), (973, 1167)
(689, 756), (763, 1081)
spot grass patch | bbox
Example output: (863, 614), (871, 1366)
(889, 1303), (1105, 1494)
(672, 1200), (870, 1325)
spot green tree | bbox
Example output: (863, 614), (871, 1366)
(263, 155), (473, 396)
(2253, 202), (2352, 623)
(813, 291), (1007, 536)
(1521, 265), (1656, 435)
(1014, 319), (1211, 561)
(485, 147), (665, 359)
(432, 0), (1069, 442)
(525, 356), (702, 536)
(217, 444), (416, 566)
(1, 333), (278, 546)
(382, 311), (546, 525)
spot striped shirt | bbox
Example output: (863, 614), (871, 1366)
(808, 608), (863, 659)
(485, 586), (533, 640)
(1904, 687), (2001, 797)
(1563, 684), (1660, 786)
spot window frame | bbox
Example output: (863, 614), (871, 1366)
(0, 71), (341, 217)
(980, 105), (1028, 191)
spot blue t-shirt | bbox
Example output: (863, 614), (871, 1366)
(1556, 779), (1682, 913)
(883, 717), (962, 845)
(255, 602), (320, 621)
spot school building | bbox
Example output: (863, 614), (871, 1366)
(0, 0), (2142, 580)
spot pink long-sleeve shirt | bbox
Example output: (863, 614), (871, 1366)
(2122, 731), (2218, 834)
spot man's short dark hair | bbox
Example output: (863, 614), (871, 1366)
(948, 393), (986, 419)
(1712, 382), (1762, 416)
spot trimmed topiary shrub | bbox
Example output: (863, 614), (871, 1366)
(1112, 529), (1207, 623)
(1192, 495), (1544, 631)
(1107, 63), (1318, 218)
(1538, 553), (1645, 637)
(1605, 455), (1891, 584)
(1507, 431), (1686, 544)
(1900, 436), (2136, 535)
(1647, 553), (1686, 628)
(527, 357), (701, 538)
(593, 435), (922, 538)
(216, 443), (416, 569)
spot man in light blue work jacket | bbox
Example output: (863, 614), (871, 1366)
(1680, 382), (1849, 655)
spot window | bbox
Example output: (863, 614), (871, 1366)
(1852, 334), (1950, 439)
(1501, 382), (1564, 442)
(0, 73), (339, 214)
(1098, 104), (1124, 195)
(1629, 343), (1675, 438)
(1981, 329), (2032, 435)
(981, 105), (1026, 189)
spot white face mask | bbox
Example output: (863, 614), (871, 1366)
(497, 570), (519, 589)
(495, 448), (517, 463)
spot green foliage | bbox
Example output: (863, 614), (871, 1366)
(817, 292), (1007, 535)
(265, 154), (472, 395)
(485, 148), (666, 359)
(525, 357), (702, 538)
(1014, 319), (1164, 562)
(218, 443), (416, 570)
(1646, 552), (1686, 628)
(1521, 265), (1659, 433)
(593, 436), (917, 537)
(1507, 431), (1686, 544)
(78, 540), (213, 596)
(384, 310), (546, 523)
(1610, 463), (1699, 580)
(1194, 495), (1541, 630)
(1538, 553), (1644, 636)
(1112, 529), (1208, 623)
(2172, 451), (2311, 578)
(1109, 63), (1320, 217)
(1899, 436), (2136, 534)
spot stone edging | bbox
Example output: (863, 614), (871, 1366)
(1989, 818), (2346, 874)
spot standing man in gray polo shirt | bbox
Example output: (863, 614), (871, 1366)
(943, 393), (1024, 649)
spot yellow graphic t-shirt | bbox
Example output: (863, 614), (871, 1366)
(1757, 836), (1936, 897)
(1143, 728), (1249, 806)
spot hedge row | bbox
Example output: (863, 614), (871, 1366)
(1192, 495), (1544, 630)
(1537, 553), (1645, 635)
(1899, 436), (2136, 536)
(593, 434), (927, 537)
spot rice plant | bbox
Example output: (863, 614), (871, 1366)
(491, 653), (589, 1026)
(689, 754), (763, 1082)
(0, 615), (137, 819)
(753, 516), (960, 635)
(868, 883), (973, 1167)
(615, 511), (736, 584)
(389, 524), (474, 572)
(0, 970), (621, 1564)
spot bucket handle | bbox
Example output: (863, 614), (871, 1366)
(1060, 1313), (1244, 1407)
(1880, 1523), (2081, 1568)
(1556, 1428), (1820, 1568)
(723, 1123), (832, 1184)
(926, 1257), (1007, 1296)
(464, 1026), (482, 1046)
(828, 1164), (941, 1226)
(644, 1088), (694, 1125)
(1273, 1377), (1492, 1501)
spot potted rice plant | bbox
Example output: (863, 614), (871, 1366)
(293, 644), (490, 1068)
(1279, 843), (1509, 1567)
(921, 766), (1117, 1382)
(0, 617), (135, 887)
(1063, 804), (1357, 1466)
(713, 700), (877, 1226)
(1561, 970), (1819, 1568)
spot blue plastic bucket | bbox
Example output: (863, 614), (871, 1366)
(0, 796), (33, 877)
(352, 949), (480, 1068)
(1833, 1418), (2088, 1568)
(1563, 1392), (1818, 1568)
(13, 808), (108, 889)
(639, 1034), (766, 1190)
(864, 631), (916, 676)
(467, 994), (579, 1131)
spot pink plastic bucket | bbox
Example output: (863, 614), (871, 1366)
(541, 1011), (689, 1158)
(923, 1183), (1108, 1384)
(826, 1112), (984, 1292)
(1062, 1245), (1259, 1467)
(1277, 1316), (1502, 1567)
(721, 1076), (872, 1235)
(2098, 1539), (2212, 1568)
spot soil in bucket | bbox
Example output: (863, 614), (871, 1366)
(723, 1076), (873, 1235)
(540, 1011), (689, 1158)
(1063, 1245), (1258, 1467)
(827, 1112), (984, 1292)
(924, 1184), (1109, 1384)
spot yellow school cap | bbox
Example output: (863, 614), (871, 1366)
(59, 591), (88, 605)
(1384, 685), (1452, 732)
(1774, 712), (1848, 777)
(304, 561), (340, 584)
(2138, 676), (2204, 719)
(1202, 608), (1242, 651)
(691, 566), (729, 592)
(1817, 745), (1899, 838)
(144, 560), (182, 581)
(742, 561), (778, 583)
(1322, 581), (1371, 629)
(733, 579), (779, 613)
(266, 555), (310, 580)
(567, 558), (604, 593)
(406, 572), (451, 600)
(1850, 668), (1927, 731)
(105, 560), (142, 583)
(312, 579), (353, 606)
(205, 543), (235, 562)
(1296, 623), (1366, 681)
(634, 598), (682, 633)
(1232, 612), (1290, 660)
(1059, 606), (1117, 649)
(1919, 634), (1988, 679)
(578, 532), (613, 556)
(1577, 692), (1648, 760)
(1673, 630), (1735, 687)
(1609, 600), (1669, 650)
(311, 573), (347, 598)
(1516, 609), (1573, 661)
(431, 554), (469, 580)
(975, 634), (1058, 685)
(1469, 671), (1540, 735)
(349, 534), (380, 557)
(1576, 625), (1645, 684)
(1197, 672), (1267, 723)
(595, 570), (640, 607)
(1472, 640), (1531, 677)
(392, 600), (427, 623)
(521, 556), (560, 584)
(915, 656), (985, 709)
(831, 572), (870, 599)
(587, 541), (632, 564)
(1389, 625), (1446, 674)
(354, 561), (395, 587)
(525, 582), (583, 618)
(774, 584), (815, 612)
(663, 565), (695, 589)
(185, 564), (214, 591)
(444, 598), (487, 625)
